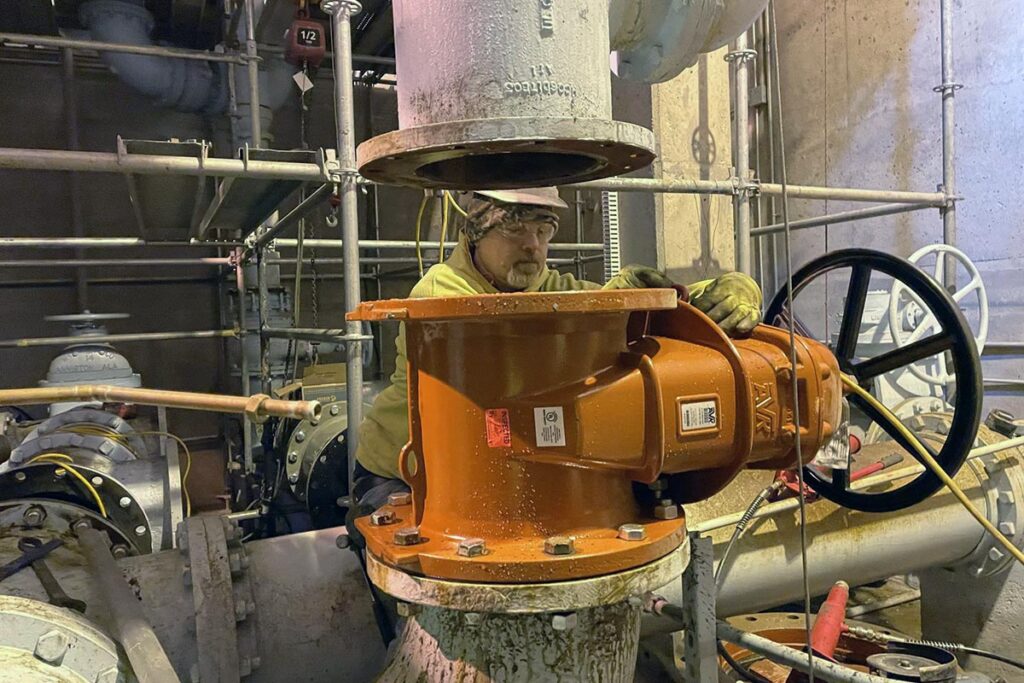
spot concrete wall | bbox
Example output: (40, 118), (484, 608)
(770, 0), (1024, 416)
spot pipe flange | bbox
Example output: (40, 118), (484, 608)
(182, 516), (260, 680)
(365, 536), (688, 613)
(962, 449), (1024, 578)
(8, 432), (138, 469)
(0, 595), (125, 681)
(357, 116), (657, 190)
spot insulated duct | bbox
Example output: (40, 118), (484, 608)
(79, 0), (296, 147)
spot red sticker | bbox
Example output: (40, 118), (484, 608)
(485, 408), (511, 448)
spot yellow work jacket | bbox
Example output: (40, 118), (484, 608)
(355, 234), (712, 479)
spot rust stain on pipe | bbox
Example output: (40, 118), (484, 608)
(0, 384), (321, 422)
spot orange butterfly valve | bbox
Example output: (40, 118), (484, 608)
(351, 289), (841, 583)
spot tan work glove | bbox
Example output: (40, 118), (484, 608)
(602, 265), (676, 290)
(689, 272), (763, 336)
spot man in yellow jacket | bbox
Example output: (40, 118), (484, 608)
(352, 187), (763, 507)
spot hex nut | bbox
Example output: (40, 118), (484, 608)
(72, 519), (91, 533)
(33, 629), (70, 665)
(287, 452), (299, 464)
(330, 405), (340, 416)
(551, 612), (578, 631)
(118, 496), (132, 509)
(393, 527), (422, 545)
(295, 431), (306, 443)
(617, 524), (647, 541)
(457, 538), (487, 557)
(653, 500), (679, 520)
(22, 505), (46, 527)
(288, 473), (300, 484)
(544, 536), (575, 556)
(111, 544), (130, 559)
(134, 525), (147, 537)
(370, 509), (396, 526)
(388, 491), (412, 506)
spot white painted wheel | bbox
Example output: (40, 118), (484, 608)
(887, 244), (988, 387)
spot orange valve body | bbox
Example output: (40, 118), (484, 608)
(352, 290), (841, 582)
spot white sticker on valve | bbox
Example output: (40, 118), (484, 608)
(534, 407), (566, 447)
(680, 400), (718, 431)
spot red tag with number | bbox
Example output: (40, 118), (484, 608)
(485, 409), (511, 448)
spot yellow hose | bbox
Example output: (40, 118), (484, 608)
(27, 453), (108, 518)
(841, 373), (1024, 567)
(414, 193), (429, 277)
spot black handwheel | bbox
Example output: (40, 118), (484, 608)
(765, 248), (983, 513)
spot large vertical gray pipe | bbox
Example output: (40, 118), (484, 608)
(327, 0), (365, 499)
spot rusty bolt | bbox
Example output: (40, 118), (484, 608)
(22, 505), (46, 527)
(654, 500), (679, 520)
(463, 612), (484, 626)
(551, 612), (578, 631)
(457, 538), (487, 557)
(544, 536), (575, 555)
(33, 629), (70, 665)
(388, 491), (412, 506)
(617, 524), (647, 541)
(111, 544), (130, 559)
(393, 527), (422, 546)
(396, 602), (421, 617)
(370, 509), (396, 526)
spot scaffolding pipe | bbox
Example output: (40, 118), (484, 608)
(751, 202), (933, 236)
(0, 329), (237, 348)
(0, 258), (232, 268)
(939, 0), (959, 289)
(0, 384), (321, 421)
(0, 237), (243, 248)
(983, 343), (1024, 355)
(0, 31), (248, 64)
(252, 183), (333, 250)
(269, 256), (601, 266)
(568, 176), (736, 195)
(273, 239), (604, 252)
(758, 182), (945, 205)
(243, 0), (262, 145)
(0, 147), (331, 181)
(327, 0), (365, 506)
(731, 33), (754, 275)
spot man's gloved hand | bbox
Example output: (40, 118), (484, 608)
(603, 264), (676, 290)
(689, 272), (763, 336)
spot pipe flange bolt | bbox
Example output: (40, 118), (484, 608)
(370, 509), (396, 526)
(617, 524), (647, 541)
(544, 536), (575, 556)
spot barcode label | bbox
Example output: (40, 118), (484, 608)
(680, 400), (718, 431)
(534, 406), (566, 447)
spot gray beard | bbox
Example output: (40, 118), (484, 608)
(503, 263), (540, 290)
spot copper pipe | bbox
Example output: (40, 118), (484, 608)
(0, 384), (320, 423)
